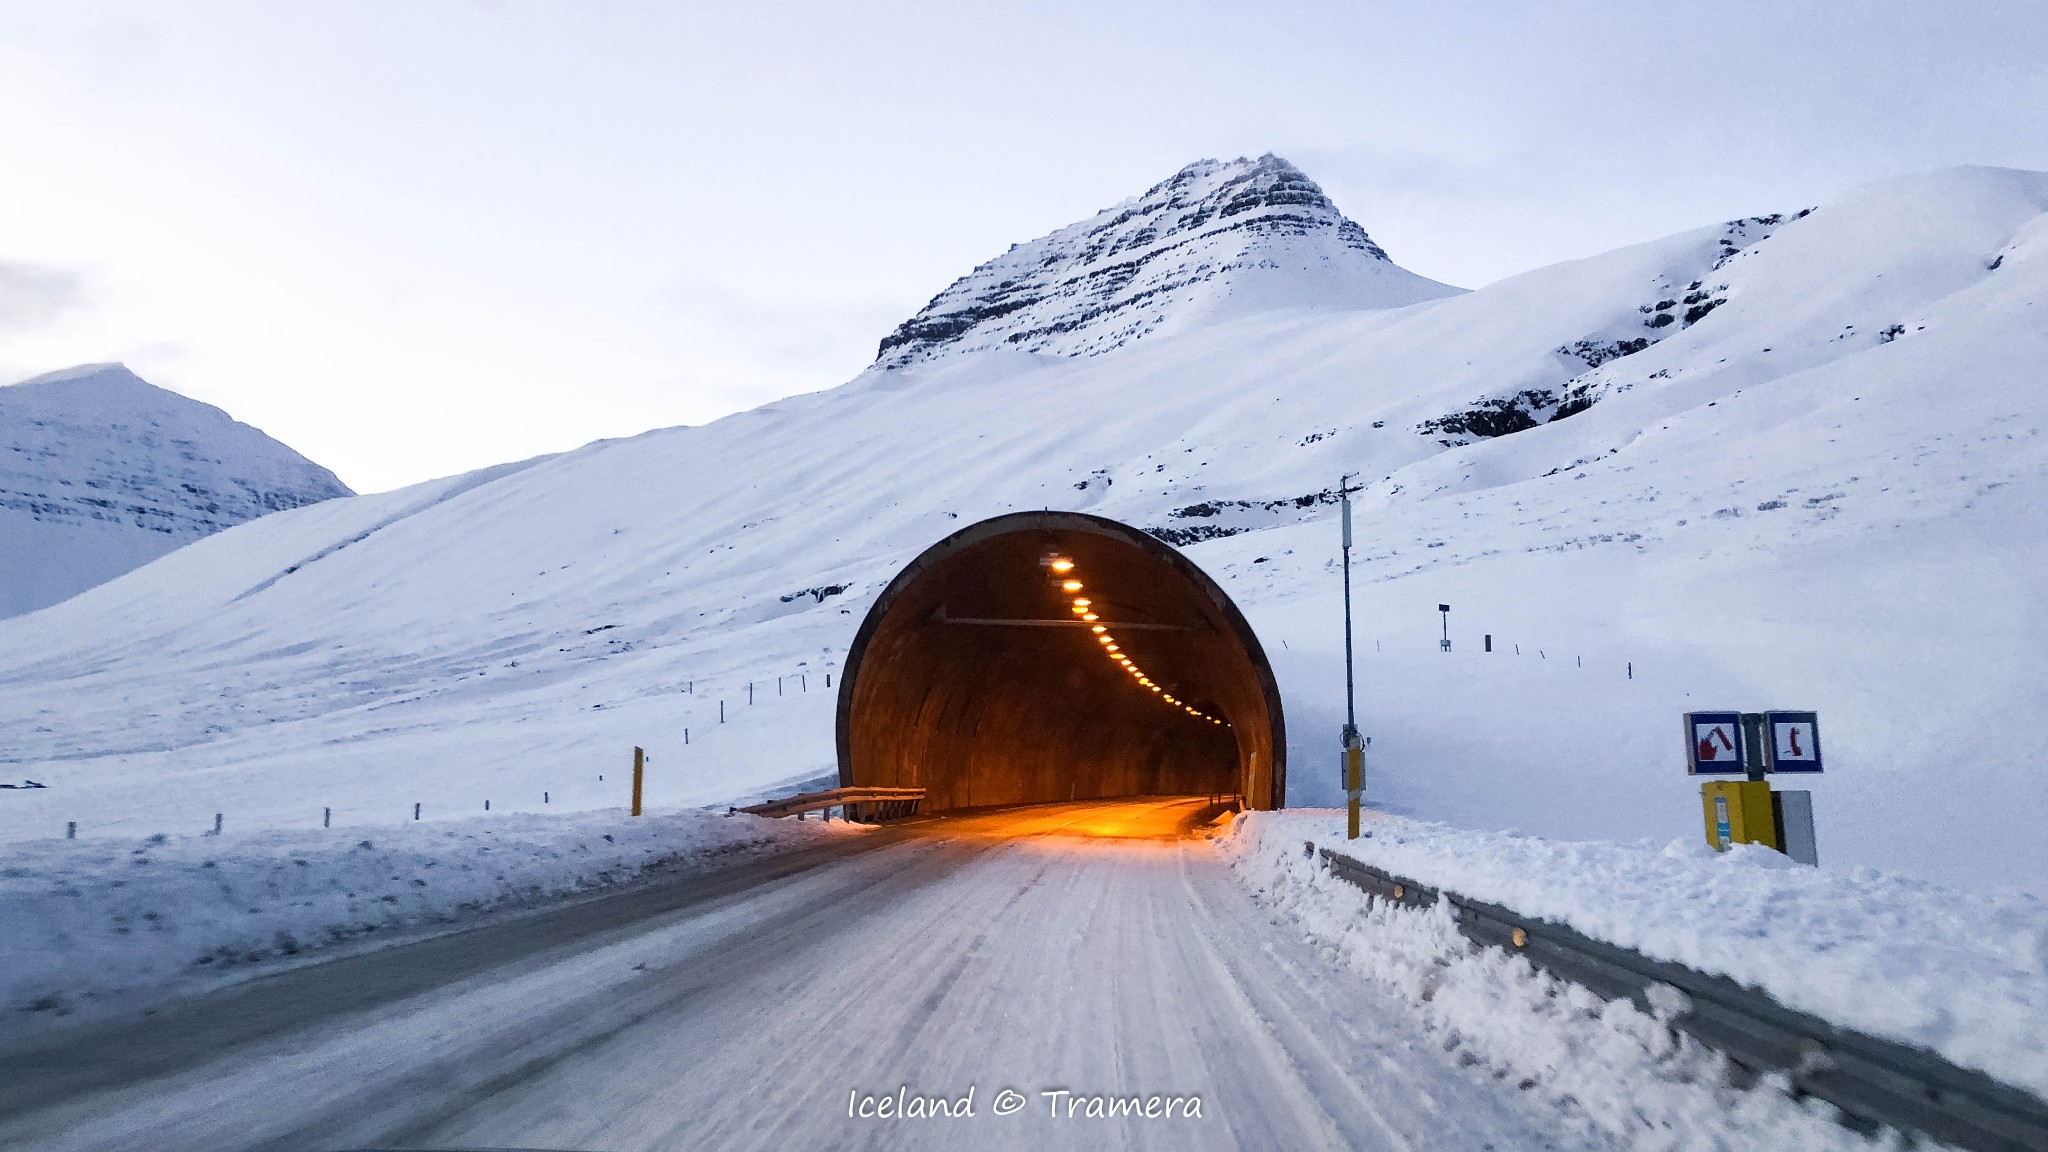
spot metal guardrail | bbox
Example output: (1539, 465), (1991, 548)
(731, 786), (926, 823)
(1314, 843), (2048, 1152)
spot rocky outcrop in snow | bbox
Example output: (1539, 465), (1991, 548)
(875, 154), (1460, 368)
(0, 364), (350, 618)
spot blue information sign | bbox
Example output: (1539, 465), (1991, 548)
(1684, 711), (1747, 775)
(1762, 710), (1823, 773)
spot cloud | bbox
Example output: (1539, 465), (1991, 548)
(0, 261), (86, 333)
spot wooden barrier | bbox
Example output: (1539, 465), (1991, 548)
(730, 786), (926, 824)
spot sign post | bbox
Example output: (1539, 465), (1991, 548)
(1684, 710), (1821, 862)
(1339, 475), (1364, 839)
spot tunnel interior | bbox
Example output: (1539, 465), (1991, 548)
(837, 512), (1285, 812)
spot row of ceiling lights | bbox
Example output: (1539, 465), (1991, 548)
(1047, 556), (1227, 727)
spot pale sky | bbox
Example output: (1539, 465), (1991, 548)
(2, 1), (2043, 493)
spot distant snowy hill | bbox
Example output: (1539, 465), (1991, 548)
(875, 153), (1459, 368)
(0, 162), (2043, 900)
(0, 364), (351, 618)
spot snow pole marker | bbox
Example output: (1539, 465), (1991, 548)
(323, 807), (330, 828)
(414, 802), (421, 821)
(631, 747), (644, 816)
(66, 821), (75, 839)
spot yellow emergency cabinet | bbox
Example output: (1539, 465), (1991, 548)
(1701, 780), (1778, 852)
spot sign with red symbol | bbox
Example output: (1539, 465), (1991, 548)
(1764, 711), (1823, 773)
(1684, 711), (1747, 775)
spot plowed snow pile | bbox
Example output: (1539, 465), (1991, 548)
(1225, 809), (2048, 1100)
(0, 808), (864, 1023)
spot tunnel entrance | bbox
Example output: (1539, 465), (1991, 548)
(836, 512), (1286, 812)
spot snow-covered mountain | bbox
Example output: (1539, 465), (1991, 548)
(0, 161), (2043, 899)
(0, 364), (351, 619)
(875, 153), (1459, 368)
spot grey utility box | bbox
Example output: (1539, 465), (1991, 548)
(1774, 790), (1819, 866)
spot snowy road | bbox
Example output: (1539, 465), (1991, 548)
(2, 799), (1570, 1151)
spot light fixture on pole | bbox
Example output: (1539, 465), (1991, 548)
(1340, 474), (1365, 840)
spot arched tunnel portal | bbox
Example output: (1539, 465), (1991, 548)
(836, 512), (1286, 812)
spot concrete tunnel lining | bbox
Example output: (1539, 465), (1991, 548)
(836, 512), (1286, 812)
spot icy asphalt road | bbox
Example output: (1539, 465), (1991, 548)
(1, 799), (1570, 1151)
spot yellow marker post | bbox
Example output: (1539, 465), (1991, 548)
(632, 746), (645, 817)
(1344, 741), (1364, 839)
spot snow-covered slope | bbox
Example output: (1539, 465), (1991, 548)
(875, 153), (1460, 368)
(0, 364), (351, 619)
(0, 164), (2043, 901)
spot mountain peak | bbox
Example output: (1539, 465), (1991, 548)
(1, 364), (353, 618)
(874, 153), (1460, 369)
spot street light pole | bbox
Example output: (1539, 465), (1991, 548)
(1339, 474), (1365, 839)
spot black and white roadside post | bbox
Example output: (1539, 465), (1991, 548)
(1339, 475), (1365, 840)
(1438, 604), (1451, 652)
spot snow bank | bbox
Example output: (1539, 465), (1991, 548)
(1218, 813), (1924, 1150)
(0, 806), (866, 1025)
(1227, 809), (2048, 1101)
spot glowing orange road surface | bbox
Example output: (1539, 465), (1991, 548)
(900, 796), (1236, 843)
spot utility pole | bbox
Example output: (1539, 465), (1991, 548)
(1339, 475), (1365, 839)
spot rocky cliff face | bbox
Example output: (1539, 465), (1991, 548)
(0, 364), (351, 618)
(875, 154), (1461, 368)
